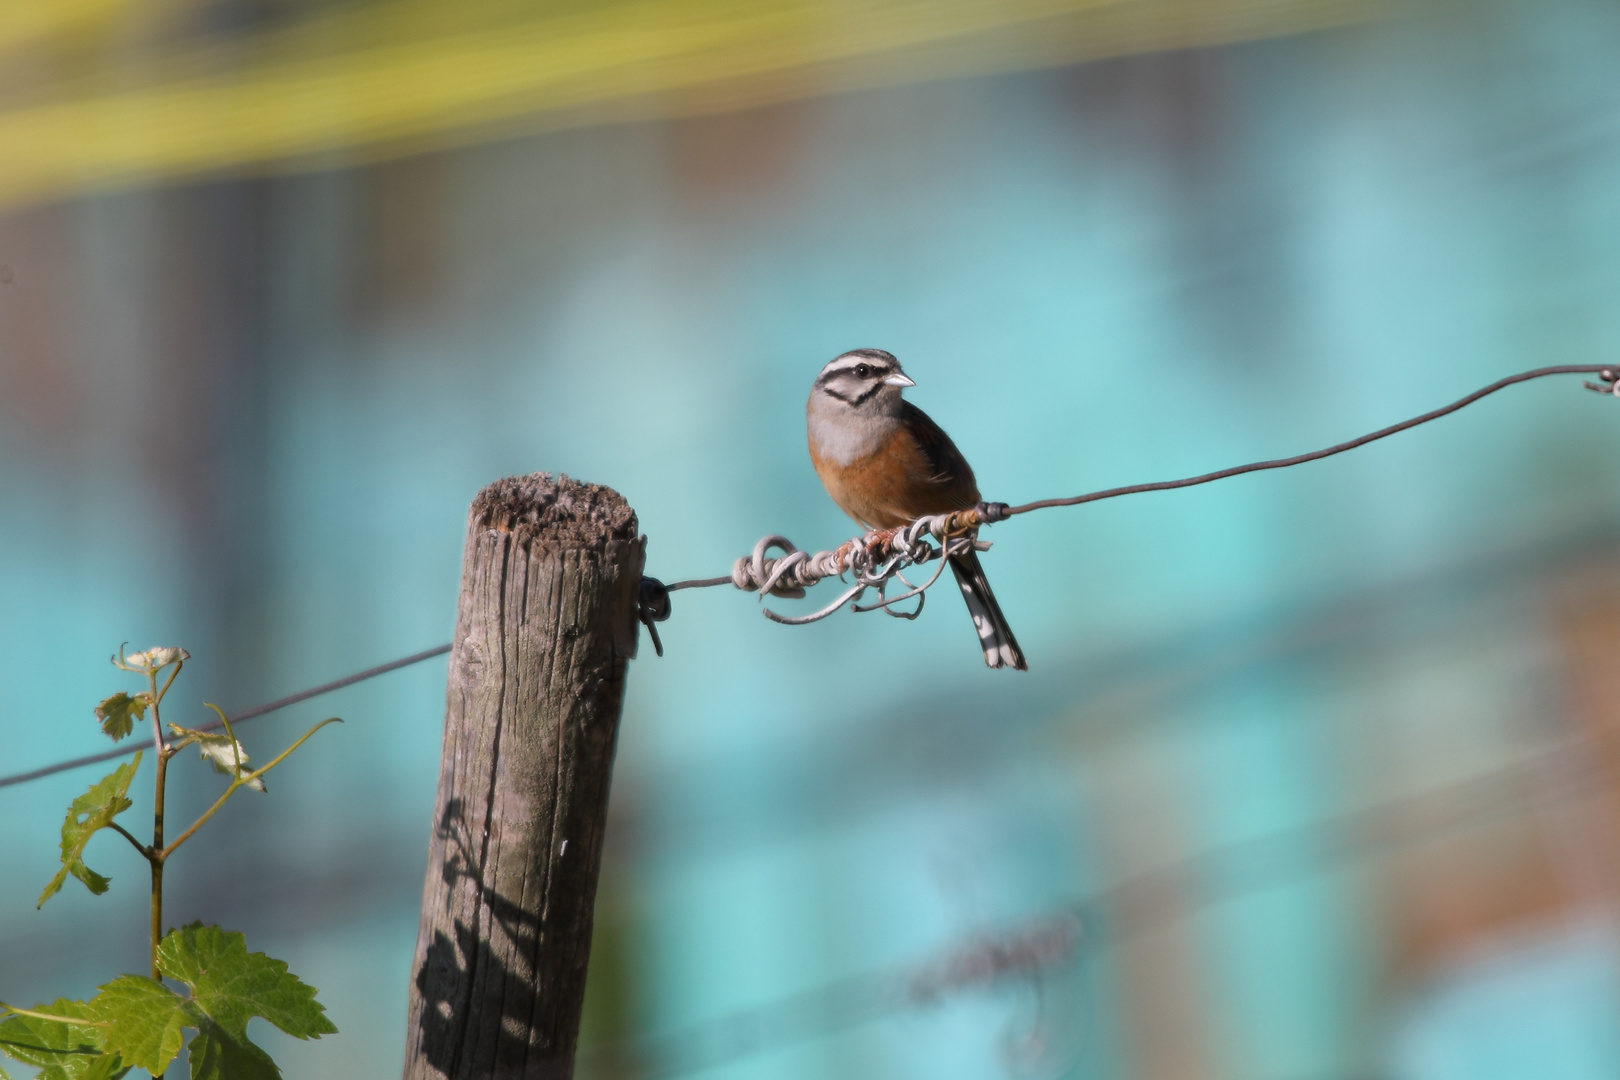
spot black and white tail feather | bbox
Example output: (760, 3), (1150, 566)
(948, 547), (1027, 670)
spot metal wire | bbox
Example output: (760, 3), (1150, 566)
(8, 365), (1616, 791)
(665, 575), (733, 591)
(0, 644), (452, 790)
(1008, 363), (1620, 515)
(655, 364), (1620, 624)
(719, 512), (990, 626)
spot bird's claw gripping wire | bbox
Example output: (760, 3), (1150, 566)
(637, 576), (672, 657)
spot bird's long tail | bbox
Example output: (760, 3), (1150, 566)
(947, 547), (1027, 671)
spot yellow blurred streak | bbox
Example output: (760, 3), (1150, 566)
(0, 0), (125, 52)
(0, 0), (1377, 209)
(0, 0), (201, 56)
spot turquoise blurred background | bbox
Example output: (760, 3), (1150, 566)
(5, 1), (1620, 1078)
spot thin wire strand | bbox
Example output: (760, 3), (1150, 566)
(665, 575), (733, 591)
(661, 364), (1619, 625)
(7, 366), (1614, 790)
(0, 644), (452, 790)
(1008, 363), (1615, 515)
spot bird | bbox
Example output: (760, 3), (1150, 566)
(806, 348), (1027, 670)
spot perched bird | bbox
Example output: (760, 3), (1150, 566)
(806, 348), (1027, 670)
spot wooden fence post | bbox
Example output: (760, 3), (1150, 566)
(405, 472), (645, 1080)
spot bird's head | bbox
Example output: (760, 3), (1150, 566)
(810, 348), (915, 416)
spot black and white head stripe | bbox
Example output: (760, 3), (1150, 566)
(816, 348), (900, 385)
(815, 349), (911, 406)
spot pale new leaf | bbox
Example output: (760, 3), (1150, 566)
(93, 693), (146, 742)
(166, 725), (264, 790)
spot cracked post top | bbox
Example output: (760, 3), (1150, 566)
(469, 472), (640, 552)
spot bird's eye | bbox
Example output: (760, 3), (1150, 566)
(854, 364), (871, 378)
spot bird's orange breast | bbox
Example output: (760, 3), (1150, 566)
(810, 425), (978, 530)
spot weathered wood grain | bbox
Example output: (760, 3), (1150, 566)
(405, 473), (644, 1080)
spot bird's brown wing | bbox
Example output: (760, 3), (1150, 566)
(896, 401), (980, 513)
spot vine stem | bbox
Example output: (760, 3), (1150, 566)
(108, 822), (150, 858)
(147, 666), (169, 984)
(162, 781), (240, 862)
(0, 1002), (110, 1027)
(160, 716), (341, 860)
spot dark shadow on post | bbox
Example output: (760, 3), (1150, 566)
(405, 474), (645, 1080)
(412, 798), (547, 1075)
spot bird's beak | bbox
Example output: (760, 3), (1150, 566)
(884, 372), (916, 388)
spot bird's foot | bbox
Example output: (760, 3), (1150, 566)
(863, 527), (902, 556)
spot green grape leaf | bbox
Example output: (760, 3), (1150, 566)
(158, 924), (336, 1041)
(38, 756), (142, 908)
(78, 1052), (129, 1080)
(166, 725), (264, 791)
(89, 976), (195, 1077)
(0, 999), (124, 1080)
(93, 693), (146, 742)
(185, 1021), (281, 1080)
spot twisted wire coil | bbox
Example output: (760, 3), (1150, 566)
(725, 503), (1006, 625)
